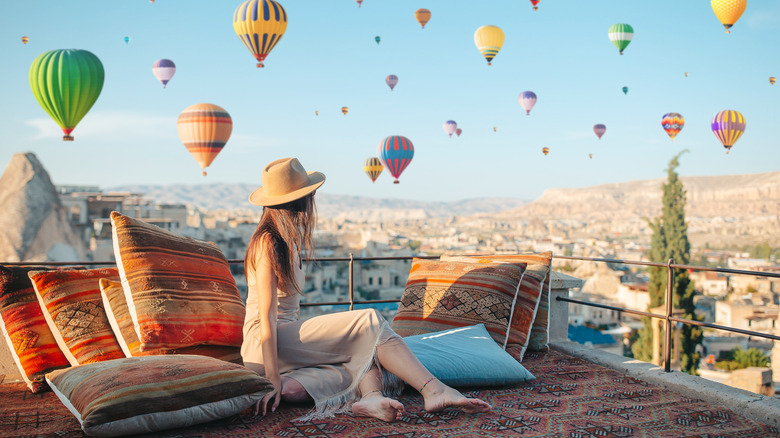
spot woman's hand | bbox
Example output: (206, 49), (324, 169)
(255, 375), (282, 416)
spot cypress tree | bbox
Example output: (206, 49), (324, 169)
(631, 151), (702, 374)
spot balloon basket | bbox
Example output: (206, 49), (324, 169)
(63, 135), (74, 141)
(393, 180), (399, 184)
(203, 171), (207, 176)
(533, 6), (538, 10)
(256, 62), (265, 68)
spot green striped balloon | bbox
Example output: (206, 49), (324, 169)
(608, 23), (634, 55)
(29, 49), (104, 141)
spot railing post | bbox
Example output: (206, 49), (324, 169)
(664, 258), (674, 372)
(348, 253), (354, 311)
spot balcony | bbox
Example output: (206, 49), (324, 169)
(1, 255), (779, 436)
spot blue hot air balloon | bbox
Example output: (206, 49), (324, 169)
(376, 135), (414, 183)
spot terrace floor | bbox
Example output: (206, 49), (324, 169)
(1, 345), (779, 438)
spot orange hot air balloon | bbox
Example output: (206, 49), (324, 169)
(770, 77), (776, 85)
(21, 36), (29, 45)
(341, 106), (349, 115)
(177, 103), (233, 176)
(711, 0), (746, 33)
(415, 8), (431, 29)
(542, 147), (549, 156)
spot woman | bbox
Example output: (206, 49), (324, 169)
(242, 157), (491, 422)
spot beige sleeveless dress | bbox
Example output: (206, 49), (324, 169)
(241, 258), (404, 421)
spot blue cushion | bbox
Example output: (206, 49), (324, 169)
(404, 324), (535, 387)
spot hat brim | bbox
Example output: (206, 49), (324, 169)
(248, 171), (325, 207)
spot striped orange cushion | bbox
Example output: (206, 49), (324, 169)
(46, 355), (273, 437)
(110, 212), (245, 352)
(0, 266), (70, 393)
(100, 279), (242, 364)
(441, 252), (553, 351)
(29, 268), (125, 366)
(391, 258), (531, 351)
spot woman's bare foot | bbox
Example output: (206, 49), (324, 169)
(352, 393), (405, 422)
(423, 384), (491, 414)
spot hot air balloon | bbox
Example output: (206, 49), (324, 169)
(608, 23), (633, 55)
(661, 113), (685, 141)
(589, 153), (593, 159)
(711, 110), (745, 153)
(530, 0), (540, 11)
(474, 25), (504, 66)
(542, 147), (549, 156)
(455, 128), (462, 137)
(21, 36), (29, 45)
(315, 110), (319, 116)
(711, 0), (746, 33)
(415, 9), (431, 29)
(29, 49), (104, 141)
(356, 0), (363, 7)
(443, 120), (457, 138)
(341, 106), (349, 115)
(375, 36), (381, 44)
(363, 157), (383, 183)
(685, 72), (689, 77)
(622, 86), (628, 95)
(593, 124), (606, 139)
(518, 91), (537, 115)
(177, 103), (233, 176)
(123, 36), (130, 44)
(152, 59), (176, 88)
(377, 135), (414, 184)
(493, 126), (497, 132)
(233, 0), (287, 68)
(770, 77), (776, 85)
(385, 74), (398, 91)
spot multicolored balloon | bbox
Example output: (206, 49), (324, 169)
(315, 110), (319, 116)
(770, 77), (776, 85)
(177, 103), (233, 176)
(661, 113), (684, 141)
(474, 25), (504, 66)
(711, 0), (746, 33)
(233, 0), (287, 68)
(385, 74), (398, 91)
(152, 59), (176, 88)
(685, 72), (689, 77)
(530, 0), (540, 10)
(375, 36), (381, 44)
(593, 124), (607, 139)
(622, 86), (628, 95)
(341, 106), (349, 115)
(356, 0), (363, 7)
(518, 91), (537, 115)
(21, 36), (29, 45)
(542, 147), (549, 156)
(363, 157), (383, 183)
(377, 135), (414, 184)
(123, 36), (130, 44)
(608, 23), (633, 55)
(29, 49), (104, 141)
(415, 9), (431, 29)
(443, 120), (457, 138)
(455, 128), (462, 137)
(711, 110), (745, 153)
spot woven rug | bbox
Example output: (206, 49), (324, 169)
(1, 348), (778, 438)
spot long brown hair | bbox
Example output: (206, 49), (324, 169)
(245, 193), (317, 295)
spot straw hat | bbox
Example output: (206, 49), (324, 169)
(249, 158), (325, 207)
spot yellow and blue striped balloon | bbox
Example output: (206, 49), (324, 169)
(233, 0), (287, 68)
(363, 157), (383, 183)
(711, 110), (745, 154)
(474, 25), (504, 66)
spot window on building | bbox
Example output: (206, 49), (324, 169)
(368, 277), (373, 286)
(70, 205), (81, 222)
(378, 277), (383, 286)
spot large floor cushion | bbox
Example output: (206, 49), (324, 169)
(46, 355), (273, 437)
(0, 265), (70, 393)
(110, 211), (245, 352)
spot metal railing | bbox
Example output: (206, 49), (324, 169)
(6, 254), (780, 373)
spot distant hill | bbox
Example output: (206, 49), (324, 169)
(108, 183), (529, 219)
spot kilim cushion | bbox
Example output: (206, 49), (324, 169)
(110, 211), (245, 351)
(404, 324), (535, 387)
(0, 265), (70, 393)
(100, 279), (242, 364)
(441, 252), (553, 351)
(46, 355), (273, 437)
(391, 258), (531, 352)
(29, 268), (125, 366)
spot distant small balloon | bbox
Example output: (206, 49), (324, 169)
(542, 147), (549, 156)
(341, 106), (349, 115)
(493, 126), (497, 132)
(123, 36), (130, 44)
(711, 109), (745, 154)
(455, 128), (462, 137)
(685, 72), (689, 77)
(622, 86), (628, 95)
(443, 120), (457, 138)
(385, 74), (398, 91)
(415, 8), (431, 29)
(152, 59), (176, 88)
(315, 110), (319, 116)
(530, 0), (540, 10)
(661, 113), (685, 141)
(21, 36), (29, 45)
(518, 91), (537, 115)
(363, 157), (383, 183)
(593, 124), (607, 139)
(589, 153), (593, 159)
(375, 36), (381, 44)
(770, 77), (776, 85)
(356, 0), (363, 7)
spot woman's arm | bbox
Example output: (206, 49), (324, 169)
(254, 239), (282, 414)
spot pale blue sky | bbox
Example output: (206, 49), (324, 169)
(1, 1), (778, 202)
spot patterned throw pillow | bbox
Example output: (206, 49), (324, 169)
(29, 268), (125, 366)
(46, 355), (273, 437)
(110, 211), (245, 352)
(441, 252), (553, 351)
(0, 265), (70, 393)
(100, 279), (242, 364)
(391, 258), (532, 352)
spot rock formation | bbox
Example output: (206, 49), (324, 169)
(0, 152), (86, 262)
